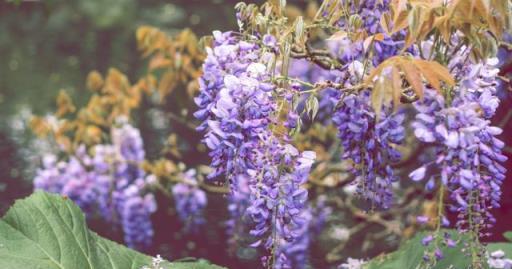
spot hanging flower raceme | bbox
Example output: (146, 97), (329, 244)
(333, 89), (405, 209)
(172, 169), (208, 232)
(34, 147), (99, 215)
(245, 135), (316, 268)
(194, 31), (276, 184)
(116, 183), (156, 249)
(226, 174), (252, 251)
(411, 54), (507, 243)
(34, 121), (157, 250)
(195, 30), (317, 268)
(332, 0), (408, 65)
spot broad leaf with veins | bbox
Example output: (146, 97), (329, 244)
(0, 191), (225, 269)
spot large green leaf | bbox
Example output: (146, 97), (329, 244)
(365, 230), (512, 269)
(486, 231), (512, 257)
(0, 191), (225, 269)
(503, 231), (512, 242)
(365, 230), (471, 269)
(487, 243), (512, 258)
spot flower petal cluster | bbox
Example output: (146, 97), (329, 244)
(245, 135), (315, 268)
(171, 169), (207, 232)
(332, 0), (408, 65)
(413, 91), (507, 236)
(488, 250), (512, 269)
(195, 31), (317, 268)
(412, 55), (507, 237)
(194, 31), (276, 183)
(34, 122), (156, 249)
(333, 89), (405, 208)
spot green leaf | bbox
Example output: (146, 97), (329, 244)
(0, 191), (225, 269)
(503, 231), (512, 242)
(365, 230), (470, 269)
(487, 243), (512, 258)
(484, 231), (512, 258)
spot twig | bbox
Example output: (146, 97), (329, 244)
(499, 110), (512, 129)
(167, 111), (197, 131)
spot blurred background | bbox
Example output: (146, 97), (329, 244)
(0, 1), (511, 268)
(0, 0), (241, 210)
(0, 0), (242, 265)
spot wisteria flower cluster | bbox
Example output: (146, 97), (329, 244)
(410, 41), (507, 261)
(488, 250), (512, 269)
(34, 121), (157, 249)
(334, 89), (405, 209)
(172, 169), (207, 232)
(195, 29), (318, 267)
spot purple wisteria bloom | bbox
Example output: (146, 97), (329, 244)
(172, 169), (207, 232)
(332, 0), (409, 65)
(194, 31), (276, 184)
(245, 135), (316, 268)
(333, 89), (405, 209)
(195, 31), (317, 268)
(412, 50), (507, 238)
(34, 122), (157, 250)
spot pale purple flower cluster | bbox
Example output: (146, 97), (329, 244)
(34, 122), (157, 250)
(226, 174), (252, 249)
(116, 184), (156, 249)
(333, 90), (405, 208)
(332, 0), (407, 64)
(245, 136), (316, 268)
(488, 250), (512, 269)
(35, 148), (100, 214)
(171, 169), (207, 232)
(195, 31), (318, 268)
(274, 210), (312, 269)
(411, 56), (507, 238)
(338, 257), (366, 269)
(272, 196), (331, 269)
(194, 31), (276, 183)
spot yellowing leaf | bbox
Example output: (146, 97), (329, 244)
(421, 60), (455, 87)
(158, 71), (177, 99)
(366, 56), (456, 109)
(399, 59), (424, 99)
(30, 117), (52, 137)
(391, 65), (402, 109)
(56, 90), (76, 117)
(391, 0), (409, 33)
(380, 13), (393, 35)
(363, 33), (385, 51)
(414, 60), (444, 91)
(86, 71), (104, 92)
(149, 55), (172, 71)
(327, 30), (348, 41)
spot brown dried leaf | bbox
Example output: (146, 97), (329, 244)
(56, 90), (76, 117)
(420, 60), (455, 87)
(149, 55), (172, 71)
(398, 58), (424, 99)
(86, 71), (104, 92)
(391, 65), (402, 109)
(414, 60), (441, 91)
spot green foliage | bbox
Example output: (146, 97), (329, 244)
(504, 232), (512, 242)
(365, 230), (470, 269)
(366, 230), (512, 269)
(0, 191), (225, 269)
(487, 231), (512, 258)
